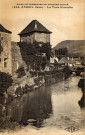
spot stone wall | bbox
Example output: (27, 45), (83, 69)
(0, 32), (12, 74)
(20, 33), (35, 43)
(35, 32), (50, 43)
(20, 32), (50, 44)
(11, 42), (27, 77)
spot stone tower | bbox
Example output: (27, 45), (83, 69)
(18, 20), (52, 71)
(19, 20), (52, 44)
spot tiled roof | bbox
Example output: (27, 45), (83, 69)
(58, 57), (81, 64)
(0, 24), (12, 34)
(19, 20), (52, 35)
(58, 57), (68, 64)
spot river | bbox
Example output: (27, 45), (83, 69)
(0, 76), (85, 135)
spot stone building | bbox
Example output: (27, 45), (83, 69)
(18, 20), (52, 71)
(19, 20), (52, 44)
(0, 24), (26, 75)
(0, 20), (52, 75)
(0, 24), (12, 74)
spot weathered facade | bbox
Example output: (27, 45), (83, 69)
(0, 24), (26, 75)
(11, 42), (27, 76)
(20, 32), (50, 44)
(0, 24), (12, 74)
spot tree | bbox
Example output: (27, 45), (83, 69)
(0, 72), (13, 94)
(16, 66), (26, 78)
(55, 47), (68, 57)
(18, 41), (51, 71)
(80, 55), (85, 65)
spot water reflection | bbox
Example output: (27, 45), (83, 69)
(8, 86), (52, 128)
(78, 78), (85, 108)
(0, 76), (85, 132)
(43, 76), (84, 129)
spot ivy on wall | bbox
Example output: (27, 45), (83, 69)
(0, 41), (3, 54)
(0, 72), (13, 94)
(18, 41), (51, 70)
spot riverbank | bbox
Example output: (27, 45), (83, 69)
(7, 66), (72, 97)
(78, 78), (85, 108)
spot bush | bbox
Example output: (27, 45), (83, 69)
(18, 41), (51, 70)
(16, 66), (26, 78)
(0, 72), (13, 93)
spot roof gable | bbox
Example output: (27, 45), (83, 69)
(19, 20), (52, 35)
(0, 24), (12, 34)
(58, 57), (81, 64)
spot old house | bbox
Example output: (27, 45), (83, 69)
(58, 57), (82, 67)
(18, 20), (52, 71)
(0, 24), (12, 74)
(0, 24), (26, 76)
(50, 56), (58, 64)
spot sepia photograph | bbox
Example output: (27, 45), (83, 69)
(0, 0), (85, 135)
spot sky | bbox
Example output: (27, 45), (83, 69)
(0, 0), (85, 47)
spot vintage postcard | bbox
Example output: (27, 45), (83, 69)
(0, 0), (85, 135)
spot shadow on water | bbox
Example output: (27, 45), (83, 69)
(78, 78), (85, 108)
(7, 86), (52, 128)
(1, 76), (85, 132)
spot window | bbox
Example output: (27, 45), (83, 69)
(21, 38), (23, 42)
(1, 37), (3, 40)
(4, 58), (7, 68)
(4, 62), (7, 68)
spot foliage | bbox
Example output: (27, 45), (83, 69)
(18, 41), (51, 71)
(0, 72), (13, 93)
(63, 66), (72, 79)
(55, 47), (68, 57)
(78, 79), (84, 90)
(80, 55), (85, 65)
(16, 66), (26, 78)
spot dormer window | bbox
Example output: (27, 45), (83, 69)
(35, 23), (37, 29)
